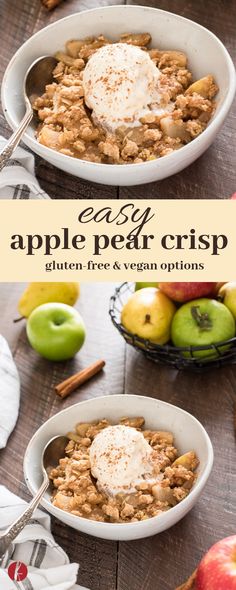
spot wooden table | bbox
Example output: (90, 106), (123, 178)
(0, 282), (236, 589)
(0, 0), (235, 199)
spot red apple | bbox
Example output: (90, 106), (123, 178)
(231, 193), (236, 199)
(158, 282), (216, 303)
(195, 536), (236, 590)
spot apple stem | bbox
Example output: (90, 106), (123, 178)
(191, 306), (212, 331)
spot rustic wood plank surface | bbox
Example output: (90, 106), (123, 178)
(122, 351), (236, 589)
(0, 0), (235, 199)
(0, 283), (124, 590)
(0, 283), (236, 589)
(0, 0), (121, 200)
(121, 0), (236, 200)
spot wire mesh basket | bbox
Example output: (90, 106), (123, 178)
(109, 282), (236, 371)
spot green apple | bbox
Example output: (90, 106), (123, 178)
(218, 282), (236, 320)
(121, 287), (176, 345)
(171, 298), (235, 358)
(27, 302), (86, 361)
(135, 282), (159, 291)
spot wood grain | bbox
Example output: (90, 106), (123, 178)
(120, 0), (236, 200)
(119, 348), (236, 589)
(0, 0), (121, 200)
(0, 283), (236, 589)
(0, 0), (235, 199)
(0, 283), (124, 590)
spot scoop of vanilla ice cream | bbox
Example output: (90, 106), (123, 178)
(82, 43), (162, 131)
(90, 424), (161, 495)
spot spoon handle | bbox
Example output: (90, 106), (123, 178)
(0, 108), (33, 172)
(0, 477), (49, 558)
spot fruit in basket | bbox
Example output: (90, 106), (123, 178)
(135, 282), (159, 291)
(213, 282), (226, 295)
(18, 282), (80, 318)
(26, 302), (86, 361)
(159, 282), (216, 303)
(121, 288), (176, 345)
(195, 535), (236, 590)
(171, 298), (235, 358)
(218, 282), (236, 320)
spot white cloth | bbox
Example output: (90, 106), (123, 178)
(0, 136), (49, 199)
(0, 336), (20, 449)
(0, 486), (88, 589)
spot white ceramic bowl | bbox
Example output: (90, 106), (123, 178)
(2, 7), (236, 187)
(24, 394), (213, 541)
(2, 6), (236, 186)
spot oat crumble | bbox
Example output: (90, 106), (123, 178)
(34, 32), (218, 165)
(49, 416), (199, 523)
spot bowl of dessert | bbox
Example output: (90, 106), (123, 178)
(24, 394), (213, 540)
(1, 6), (235, 186)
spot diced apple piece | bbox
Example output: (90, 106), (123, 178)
(172, 451), (199, 471)
(66, 431), (81, 443)
(75, 422), (92, 437)
(119, 32), (151, 46)
(119, 416), (145, 428)
(152, 484), (175, 504)
(65, 38), (94, 57)
(126, 128), (147, 146)
(53, 492), (75, 511)
(185, 75), (216, 98)
(38, 127), (61, 150)
(151, 431), (174, 445)
(66, 40), (83, 58)
(159, 51), (187, 67)
(160, 117), (190, 142)
(55, 51), (75, 66)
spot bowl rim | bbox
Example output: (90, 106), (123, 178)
(23, 394), (214, 530)
(2, 5), (236, 173)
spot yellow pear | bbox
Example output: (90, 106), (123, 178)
(18, 282), (80, 318)
(218, 282), (236, 320)
(121, 287), (176, 345)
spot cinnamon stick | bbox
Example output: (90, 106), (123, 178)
(41, 0), (64, 10)
(175, 570), (197, 590)
(55, 360), (106, 398)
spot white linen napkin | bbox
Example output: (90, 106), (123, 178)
(0, 486), (89, 590)
(0, 336), (20, 449)
(0, 136), (49, 199)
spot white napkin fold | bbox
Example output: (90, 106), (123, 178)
(0, 336), (20, 449)
(0, 486), (89, 590)
(0, 136), (49, 199)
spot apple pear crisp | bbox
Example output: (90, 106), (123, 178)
(49, 416), (199, 523)
(33, 32), (218, 165)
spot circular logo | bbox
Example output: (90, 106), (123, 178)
(8, 561), (28, 582)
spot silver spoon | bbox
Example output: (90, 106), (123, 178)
(0, 434), (68, 558)
(0, 55), (57, 172)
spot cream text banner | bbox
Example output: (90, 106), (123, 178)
(0, 200), (235, 281)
